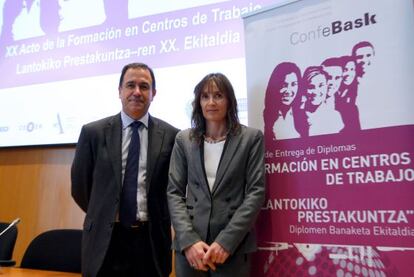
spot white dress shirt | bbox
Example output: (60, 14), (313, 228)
(204, 140), (225, 192)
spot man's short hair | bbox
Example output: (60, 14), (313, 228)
(352, 41), (375, 57)
(118, 63), (156, 90)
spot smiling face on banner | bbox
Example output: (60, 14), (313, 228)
(279, 72), (299, 106)
(323, 65), (343, 97)
(343, 60), (356, 85)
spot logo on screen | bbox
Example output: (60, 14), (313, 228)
(19, 122), (42, 132)
(0, 126), (9, 132)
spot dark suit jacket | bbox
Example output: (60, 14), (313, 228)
(167, 126), (265, 258)
(71, 113), (179, 277)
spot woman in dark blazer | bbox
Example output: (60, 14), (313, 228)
(167, 73), (265, 276)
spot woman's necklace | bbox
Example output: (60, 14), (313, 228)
(204, 134), (227, 144)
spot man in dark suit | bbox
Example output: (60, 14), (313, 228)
(71, 62), (179, 277)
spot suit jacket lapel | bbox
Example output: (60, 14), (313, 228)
(211, 133), (242, 194)
(105, 114), (123, 189)
(195, 142), (212, 198)
(147, 116), (163, 193)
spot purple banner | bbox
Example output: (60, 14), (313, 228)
(252, 125), (414, 276)
(260, 125), (414, 245)
(244, 0), (414, 276)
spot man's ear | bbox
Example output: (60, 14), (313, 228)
(152, 88), (157, 99)
(118, 86), (122, 98)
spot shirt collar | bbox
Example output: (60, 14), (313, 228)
(121, 111), (149, 130)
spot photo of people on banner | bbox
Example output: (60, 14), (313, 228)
(263, 41), (375, 143)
